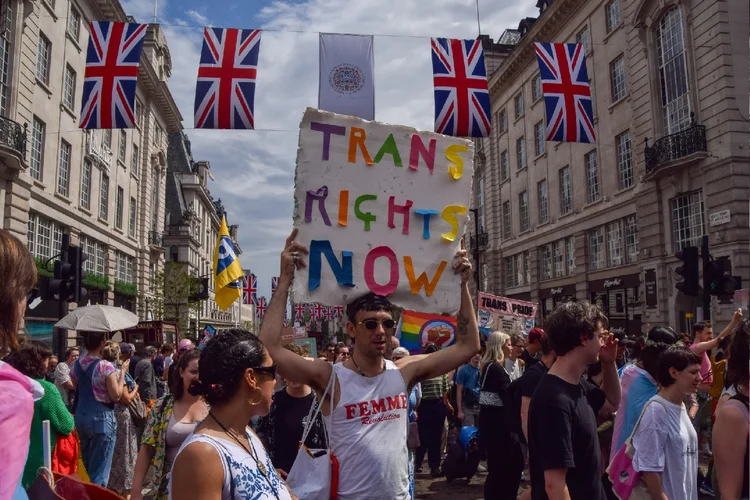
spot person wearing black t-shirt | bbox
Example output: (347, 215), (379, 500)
(528, 301), (620, 500)
(520, 328), (544, 369)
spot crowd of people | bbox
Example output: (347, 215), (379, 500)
(1, 228), (749, 500)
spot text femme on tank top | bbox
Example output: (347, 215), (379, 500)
(344, 394), (408, 425)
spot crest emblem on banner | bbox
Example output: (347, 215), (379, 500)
(329, 64), (365, 94)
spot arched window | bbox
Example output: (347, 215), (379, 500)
(656, 7), (691, 134)
(476, 171), (485, 232)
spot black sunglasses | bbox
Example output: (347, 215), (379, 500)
(252, 364), (277, 379)
(357, 319), (397, 330)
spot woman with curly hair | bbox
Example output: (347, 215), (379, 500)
(131, 349), (206, 500)
(169, 329), (294, 499)
(5, 341), (74, 489)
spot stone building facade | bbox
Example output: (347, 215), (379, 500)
(470, 0), (748, 335)
(0, 0), (181, 345)
(165, 131), (247, 336)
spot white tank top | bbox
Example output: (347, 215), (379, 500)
(327, 360), (410, 499)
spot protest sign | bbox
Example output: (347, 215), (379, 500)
(198, 324), (216, 350)
(292, 108), (474, 314)
(397, 310), (457, 354)
(477, 292), (537, 336)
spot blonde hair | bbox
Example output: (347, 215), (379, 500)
(101, 340), (121, 362)
(481, 331), (509, 373)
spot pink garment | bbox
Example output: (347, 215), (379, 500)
(610, 364), (648, 460)
(689, 343), (713, 385)
(0, 360), (35, 499)
(70, 352), (116, 404)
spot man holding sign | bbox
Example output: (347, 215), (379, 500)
(260, 108), (480, 500)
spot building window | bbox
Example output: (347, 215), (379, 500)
(96, 243), (106, 275)
(607, 221), (624, 267)
(27, 213), (66, 260)
(519, 191), (529, 232)
(671, 190), (704, 252)
(553, 240), (565, 278)
(610, 55), (627, 102)
(514, 93), (524, 119)
(625, 215), (638, 263)
(135, 99), (144, 129)
(57, 140), (71, 197)
(505, 256), (516, 287)
(476, 173), (485, 231)
(103, 129), (112, 149)
(100, 173), (109, 220)
(500, 150), (509, 181)
(523, 251), (530, 284)
(63, 65), (76, 109)
(616, 131), (633, 189)
(566, 236), (576, 274)
(80, 159), (92, 210)
(502, 200), (511, 240)
(576, 25), (591, 54)
(534, 121), (545, 156)
(497, 108), (507, 134)
(559, 166), (571, 214)
(118, 130), (127, 163)
(515, 253), (526, 286)
(538, 180), (548, 225)
(585, 150), (599, 203)
(540, 244), (552, 280)
(115, 186), (124, 229)
(30, 117), (45, 180)
(605, 0), (621, 33)
(67, 6), (81, 40)
(589, 226), (605, 270)
(36, 33), (51, 84)
(132, 144), (139, 173)
(0, 7), (10, 115)
(657, 7), (691, 134)
(80, 236), (95, 273)
(516, 136), (526, 170)
(129, 197), (137, 237)
(532, 74), (542, 101)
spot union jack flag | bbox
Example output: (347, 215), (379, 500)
(313, 303), (326, 320)
(256, 296), (267, 320)
(324, 307), (333, 322)
(80, 21), (148, 129)
(271, 276), (278, 295)
(534, 42), (596, 143)
(294, 303), (306, 322)
(242, 274), (258, 305)
(431, 38), (491, 138)
(333, 305), (345, 319)
(195, 28), (261, 129)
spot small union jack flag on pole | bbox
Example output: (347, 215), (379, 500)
(334, 305), (345, 319)
(256, 296), (267, 320)
(294, 303), (306, 322)
(195, 28), (261, 129)
(242, 274), (257, 305)
(431, 38), (491, 138)
(80, 21), (148, 129)
(534, 42), (596, 143)
(325, 307), (334, 322)
(271, 277), (279, 296)
(313, 303), (326, 321)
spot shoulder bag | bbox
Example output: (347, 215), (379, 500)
(479, 363), (503, 407)
(128, 395), (148, 427)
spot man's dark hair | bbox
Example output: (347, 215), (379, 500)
(82, 331), (107, 351)
(692, 322), (706, 335)
(647, 326), (678, 345)
(335, 342), (348, 354)
(540, 333), (553, 356)
(346, 292), (393, 323)
(423, 342), (439, 354)
(655, 346), (701, 387)
(544, 301), (607, 356)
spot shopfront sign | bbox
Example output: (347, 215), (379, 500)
(644, 269), (658, 309)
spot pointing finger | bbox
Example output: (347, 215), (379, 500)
(285, 228), (298, 247)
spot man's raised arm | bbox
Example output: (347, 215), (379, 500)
(259, 229), (331, 394)
(400, 246), (480, 387)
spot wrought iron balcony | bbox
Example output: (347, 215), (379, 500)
(148, 230), (163, 247)
(644, 115), (707, 174)
(85, 130), (113, 170)
(0, 116), (27, 170)
(470, 231), (489, 250)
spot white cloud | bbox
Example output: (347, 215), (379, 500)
(140, 0), (538, 299)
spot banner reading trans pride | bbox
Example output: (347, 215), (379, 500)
(397, 309), (457, 354)
(477, 291), (537, 338)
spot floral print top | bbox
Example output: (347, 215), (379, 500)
(141, 394), (175, 496)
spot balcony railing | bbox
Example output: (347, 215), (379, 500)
(148, 230), (163, 247)
(644, 115), (707, 173)
(470, 232), (489, 250)
(0, 116), (27, 159)
(85, 131), (113, 170)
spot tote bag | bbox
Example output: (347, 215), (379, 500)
(606, 399), (667, 500)
(286, 369), (338, 500)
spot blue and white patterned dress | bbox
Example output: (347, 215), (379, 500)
(168, 429), (293, 500)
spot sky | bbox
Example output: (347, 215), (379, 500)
(120, 0), (539, 299)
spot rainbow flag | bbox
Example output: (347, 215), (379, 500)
(398, 310), (457, 354)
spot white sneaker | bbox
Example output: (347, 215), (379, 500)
(477, 463), (487, 473)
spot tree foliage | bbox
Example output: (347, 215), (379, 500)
(148, 262), (204, 335)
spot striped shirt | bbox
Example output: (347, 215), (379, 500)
(421, 374), (449, 400)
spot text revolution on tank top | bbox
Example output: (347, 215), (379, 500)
(327, 360), (410, 500)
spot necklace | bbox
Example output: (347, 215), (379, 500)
(209, 412), (280, 500)
(350, 353), (386, 377)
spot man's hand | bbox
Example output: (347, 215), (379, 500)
(598, 333), (617, 364)
(454, 243), (472, 284)
(457, 410), (464, 421)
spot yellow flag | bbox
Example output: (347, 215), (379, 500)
(213, 217), (243, 311)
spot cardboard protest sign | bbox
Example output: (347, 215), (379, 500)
(292, 108), (474, 314)
(477, 292), (537, 337)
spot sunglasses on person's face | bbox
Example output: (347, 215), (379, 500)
(252, 364), (277, 379)
(357, 318), (397, 330)
(339, 352), (350, 357)
(327, 349), (336, 353)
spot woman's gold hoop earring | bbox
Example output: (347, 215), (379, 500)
(249, 389), (263, 406)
